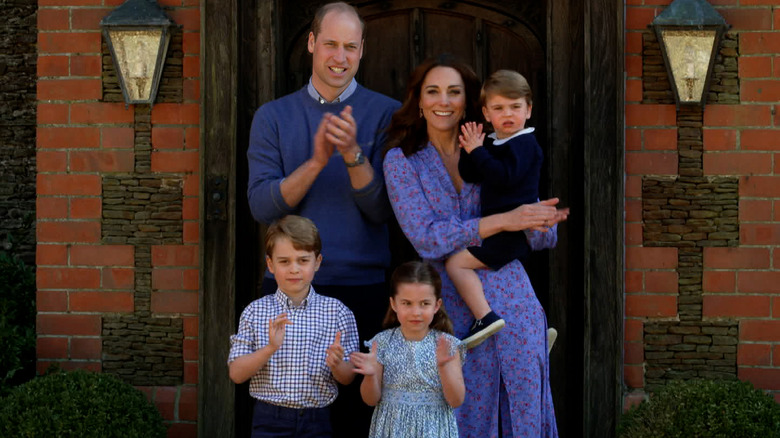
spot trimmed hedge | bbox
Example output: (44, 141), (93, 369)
(0, 249), (36, 395)
(619, 379), (780, 438)
(0, 370), (167, 438)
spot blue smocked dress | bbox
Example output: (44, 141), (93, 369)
(383, 144), (559, 438)
(367, 328), (464, 438)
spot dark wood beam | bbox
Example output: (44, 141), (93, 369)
(582, 0), (624, 436)
(201, 0), (238, 436)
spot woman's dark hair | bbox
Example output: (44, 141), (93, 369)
(383, 261), (454, 334)
(385, 54), (483, 157)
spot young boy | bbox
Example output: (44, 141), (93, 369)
(447, 69), (555, 350)
(228, 215), (359, 437)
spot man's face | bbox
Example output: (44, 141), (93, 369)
(307, 11), (364, 102)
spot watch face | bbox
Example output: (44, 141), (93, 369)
(347, 151), (365, 167)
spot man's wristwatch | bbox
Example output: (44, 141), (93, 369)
(344, 151), (366, 167)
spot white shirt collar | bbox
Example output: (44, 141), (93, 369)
(489, 127), (535, 145)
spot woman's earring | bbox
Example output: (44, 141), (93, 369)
(419, 108), (423, 118)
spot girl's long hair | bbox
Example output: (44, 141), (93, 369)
(384, 54), (483, 157)
(382, 261), (454, 334)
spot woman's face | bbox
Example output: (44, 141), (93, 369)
(419, 66), (466, 137)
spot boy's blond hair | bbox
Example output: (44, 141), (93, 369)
(265, 215), (322, 258)
(480, 69), (533, 106)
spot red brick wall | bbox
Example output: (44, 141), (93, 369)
(626, 0), (780, 407)
(36, 1), (201, 436)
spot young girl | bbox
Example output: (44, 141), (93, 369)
(351, 261), (465, 438)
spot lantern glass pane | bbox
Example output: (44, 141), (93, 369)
(661, 29), (716, 103)
(109, 29), (163, 102)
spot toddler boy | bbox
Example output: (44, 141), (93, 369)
(447, 70), (547, 350)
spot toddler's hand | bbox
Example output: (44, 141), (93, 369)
(352, 341), (381, 377)
(459, 122), (485, 153)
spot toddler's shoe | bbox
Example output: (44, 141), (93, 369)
(462, 311), (505, 349)
(547, 327), (558, 354)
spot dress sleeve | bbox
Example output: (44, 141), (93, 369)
(363, 329), (389, 365)
(524, 223), (559, 250)
(383, 148), (481, 260)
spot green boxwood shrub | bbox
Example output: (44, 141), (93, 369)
(0, 370), (167, 438)
(0, 249), (36, 395)
(619, 379), (780, 438)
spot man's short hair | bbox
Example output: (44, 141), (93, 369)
(481, 69), (533, 106)
(310, 2), (366, 40)
(265, 215), (322, 257)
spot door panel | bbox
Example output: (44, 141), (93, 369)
(422, 11), (476, 66)
(360, 12), (412, 99)
(284, 2), (545, 101)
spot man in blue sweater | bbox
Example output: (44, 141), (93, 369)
(246, 2), (399, 436)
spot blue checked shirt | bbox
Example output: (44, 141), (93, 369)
(228, 287), (359, 408)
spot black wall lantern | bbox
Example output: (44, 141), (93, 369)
(100, 0), (174, 106)
(650, 0), (729, 107)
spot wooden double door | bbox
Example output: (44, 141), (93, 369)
(202, 1), (623, 437)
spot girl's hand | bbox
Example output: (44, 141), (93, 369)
(325, 331), (345, 369)
(458, 122), (485, 153)
(352, 341), (381, 377)
(268, 313), (291, 349)
(436, 335), (457, 368)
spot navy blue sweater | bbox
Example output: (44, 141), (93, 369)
(247, 85), (400, 285)
(458, 131), (542, 216)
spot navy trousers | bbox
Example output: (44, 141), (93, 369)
(252, 400), (332, 438)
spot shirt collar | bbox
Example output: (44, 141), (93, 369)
(274, 286), (317, 309)
(489, 127), (535, 145)
(307, 77), (357, 104)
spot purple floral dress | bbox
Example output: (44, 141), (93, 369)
(383, 144), (558, 438)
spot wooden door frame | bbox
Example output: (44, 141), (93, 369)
(200, 0), (624, 436)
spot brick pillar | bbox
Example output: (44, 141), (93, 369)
(36, 2), (201, 435)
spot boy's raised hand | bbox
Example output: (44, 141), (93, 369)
(268, 313), (291, 349)
(436, 335), (457, 368)
(459, 121), (485, 153)
(352, 341), (381, 377)
(326, 331), (345, 369)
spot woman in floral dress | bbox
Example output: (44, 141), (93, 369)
(382, 54), (567, 437)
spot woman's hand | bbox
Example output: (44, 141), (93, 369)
(502, 198), (569, 233)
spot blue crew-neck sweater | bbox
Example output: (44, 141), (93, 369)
(247, 85), (400, 285)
